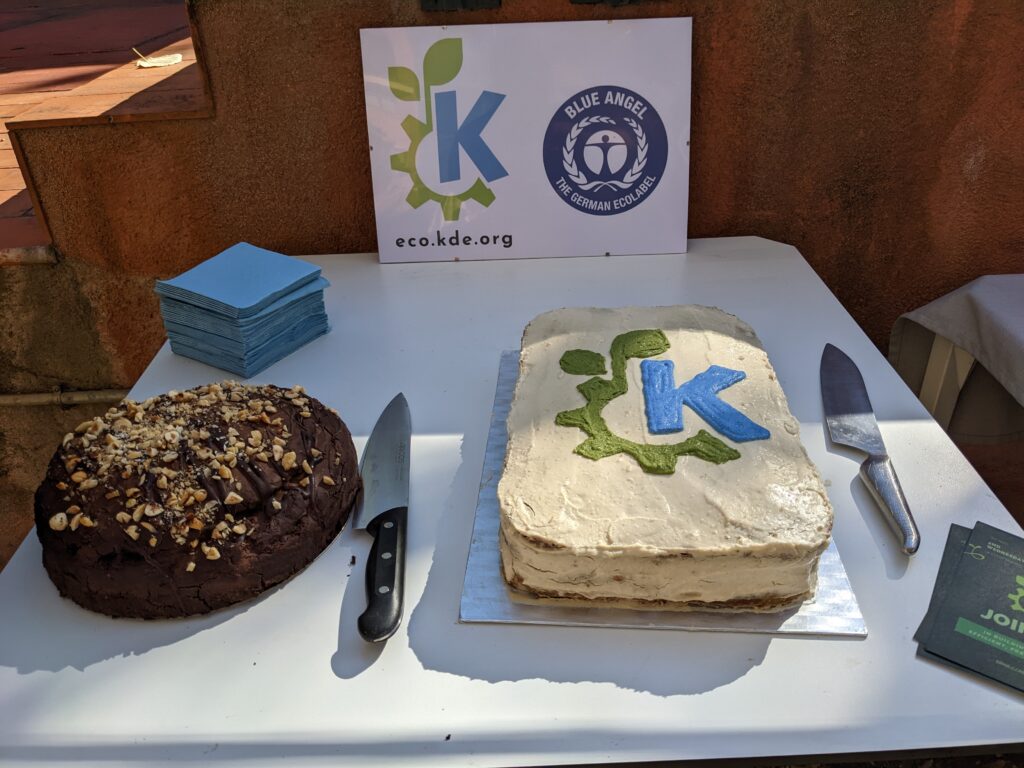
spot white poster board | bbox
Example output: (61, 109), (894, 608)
(360, 18), (692, 263)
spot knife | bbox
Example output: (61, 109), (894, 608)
(820, 344), (921, 555)
(354, 393), (412, 643)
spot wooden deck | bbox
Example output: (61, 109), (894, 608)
(0, 0), (201, 251)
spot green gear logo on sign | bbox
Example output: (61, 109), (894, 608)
(387, 38), (508, 221)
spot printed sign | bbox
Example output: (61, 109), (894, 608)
(360, 19), (692, 262)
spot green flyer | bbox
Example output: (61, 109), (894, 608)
(922, 522), (1024, 694)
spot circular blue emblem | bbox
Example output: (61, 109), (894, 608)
(543, 85), (669, 216)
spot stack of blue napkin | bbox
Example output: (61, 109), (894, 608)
(155, 243), (330, 377)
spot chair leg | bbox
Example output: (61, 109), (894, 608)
(919, 334), (976, 430)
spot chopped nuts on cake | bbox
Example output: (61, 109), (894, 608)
(35, 381), (360, 619)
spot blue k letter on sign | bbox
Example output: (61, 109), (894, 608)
(640, 360), (770, 443)
(435, 90), (508, 184)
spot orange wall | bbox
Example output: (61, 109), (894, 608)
(12, 0), (1024, 387)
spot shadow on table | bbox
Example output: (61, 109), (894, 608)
(821, 426), (911, 581)
(0, 538), (279, 674)
(330, 544), (385, 678)
(847, 475), (910, 580)
(401, 429), (780, 698)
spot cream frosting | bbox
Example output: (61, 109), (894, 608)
(497, 306), (834, 611)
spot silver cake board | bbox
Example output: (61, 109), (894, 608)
(459, 351), (867, 637)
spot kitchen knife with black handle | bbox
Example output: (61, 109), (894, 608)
(353, 393), (412, 642)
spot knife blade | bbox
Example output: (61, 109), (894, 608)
(354, 393), (411, 643)
(820, 344), (920, 555)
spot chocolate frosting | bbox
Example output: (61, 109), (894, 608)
(34, 381), (360, 619)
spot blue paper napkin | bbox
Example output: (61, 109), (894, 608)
(168, 319), (330, 377)
(155, 243), (322, 318)
(156, 243), (331, 377)
(159, 278), (329, 342)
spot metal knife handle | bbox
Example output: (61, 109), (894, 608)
(858, 455), (920, 555)
(357, 506), (407, 643)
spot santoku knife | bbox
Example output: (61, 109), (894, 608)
(354, 393), (412, 643)
(820, 343), (921, 555)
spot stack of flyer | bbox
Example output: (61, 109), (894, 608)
(155, 243), (330, 378)
(915, 521), (1024, 695)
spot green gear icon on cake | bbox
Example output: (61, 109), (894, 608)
(555, 330), (742, 474)
(386, 38), (506, 222)
(1010, 575), (1024, 613)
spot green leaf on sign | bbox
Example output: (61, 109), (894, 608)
(388, 66), (420, 101)
(423, 38), (462, 88)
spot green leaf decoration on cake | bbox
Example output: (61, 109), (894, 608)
(616, 329), (670, 360)
(555, 329), (741, 473)
(560, 349), (607, 376)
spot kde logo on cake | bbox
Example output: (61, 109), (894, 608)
(543, 85), (669, 216)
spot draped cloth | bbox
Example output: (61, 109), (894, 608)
(889, 275), (1024, 444)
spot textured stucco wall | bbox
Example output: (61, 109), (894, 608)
(6, 0), (1024, 390)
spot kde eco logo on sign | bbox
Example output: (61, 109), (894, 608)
(388, 38), (508, 222)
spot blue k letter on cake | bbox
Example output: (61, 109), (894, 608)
(640, 360), (770, 442)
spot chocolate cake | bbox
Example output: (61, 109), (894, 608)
(34, 381), (360, 619)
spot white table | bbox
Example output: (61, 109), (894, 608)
(2, 237), (1021, 767)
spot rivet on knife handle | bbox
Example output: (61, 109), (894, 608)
(858, 455), (920, 555)
(357, 506), (407, 643)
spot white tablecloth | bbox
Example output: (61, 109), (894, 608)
(2, 238), (1022, 767)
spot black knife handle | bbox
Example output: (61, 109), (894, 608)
(357, 506), (407, 643)
(859, 455), (920, 555)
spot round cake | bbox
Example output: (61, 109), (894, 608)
(34, 381), (361, 619)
